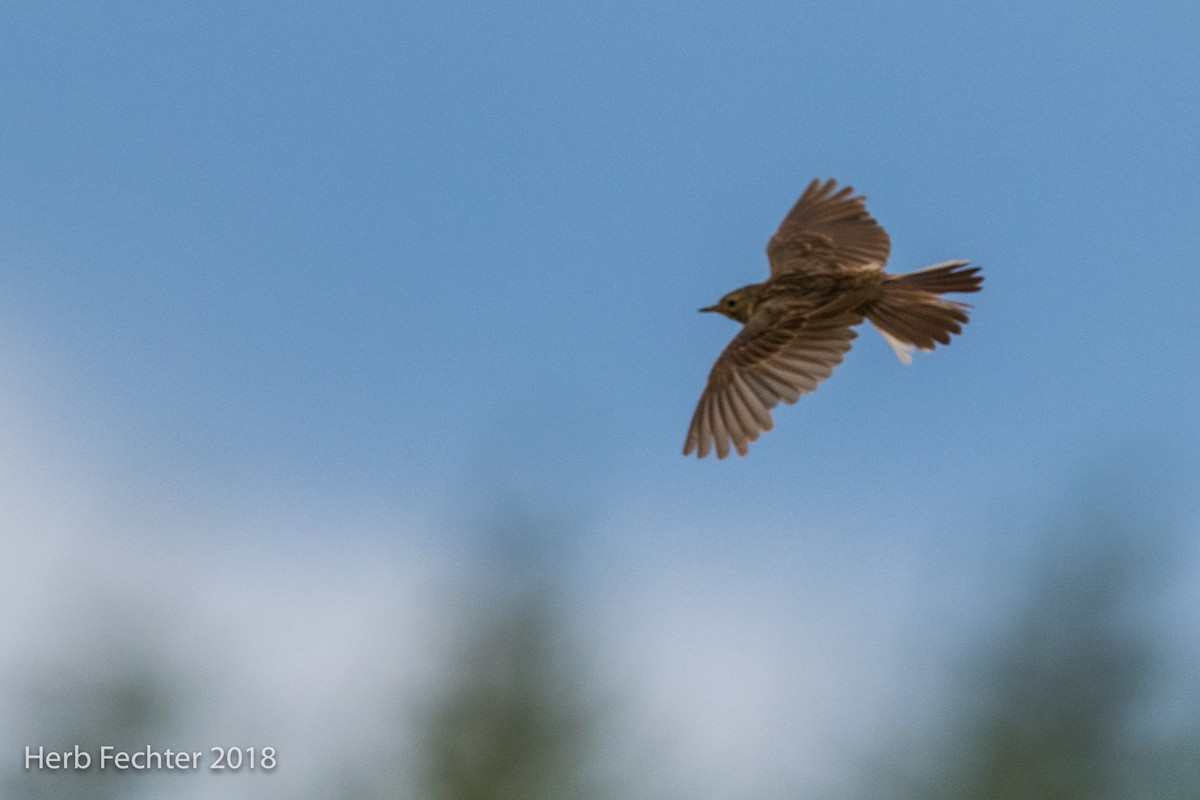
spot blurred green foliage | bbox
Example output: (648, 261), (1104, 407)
(5, 497), (1196, 800)
(866, 504), (1198, 800)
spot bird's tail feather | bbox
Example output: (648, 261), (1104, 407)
(866, 261), (983, 364)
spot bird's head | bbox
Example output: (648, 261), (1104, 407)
(700, 284), (765, 324)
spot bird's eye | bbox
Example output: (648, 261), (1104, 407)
(726, 299), (736, 307)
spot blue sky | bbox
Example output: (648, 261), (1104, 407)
(3, 1), (1198, 523)
(2, 2), (1199, 793)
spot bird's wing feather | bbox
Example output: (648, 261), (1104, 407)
(766, 178), (891, 277)
(683, 312), (861, 459)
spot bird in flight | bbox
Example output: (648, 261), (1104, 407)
(684, 178), (983, 459)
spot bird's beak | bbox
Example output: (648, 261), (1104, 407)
(699, 305), (718, 313)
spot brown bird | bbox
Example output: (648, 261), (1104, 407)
(684, 178), (983, 459)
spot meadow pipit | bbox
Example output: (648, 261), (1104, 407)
(685, 178), (983, 459)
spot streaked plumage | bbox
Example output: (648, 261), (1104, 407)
(684, 178), (983, 459)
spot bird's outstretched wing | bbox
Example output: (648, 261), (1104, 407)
(766, 178), (891, 277)
(683, 312), (861, 459)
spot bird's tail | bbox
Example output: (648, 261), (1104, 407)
(866, 260), (983, 364)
